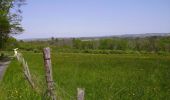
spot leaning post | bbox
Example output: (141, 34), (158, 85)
(43, 47), (56, 100)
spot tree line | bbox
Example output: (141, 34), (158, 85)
(72, 36), (170, 52)
(5, 36), (170, 54)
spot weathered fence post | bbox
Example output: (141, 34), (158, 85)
(43, 47), (56, 100)
(77, 88), (85, 100)
(15, 49), (35, 89)
(22, 58), (35, 89)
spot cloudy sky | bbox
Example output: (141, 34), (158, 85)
(15, 0), (170, 39)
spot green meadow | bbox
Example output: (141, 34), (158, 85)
(0, 52), (170, 100)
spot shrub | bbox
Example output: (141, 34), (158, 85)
(0, 53), (5, 59)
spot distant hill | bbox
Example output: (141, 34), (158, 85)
(21, 33), (170, 41)
(78, 33), (170, 41)
(118, 33), (170, 38)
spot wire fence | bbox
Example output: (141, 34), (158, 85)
(14, 48), (85, 100)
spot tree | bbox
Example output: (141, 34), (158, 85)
(72, 38), (82, 49)
(0, 0), (26, 49)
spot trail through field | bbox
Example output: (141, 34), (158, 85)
(0, 60), (10, 80)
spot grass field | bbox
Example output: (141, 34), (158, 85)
(0, 52), (170, 100)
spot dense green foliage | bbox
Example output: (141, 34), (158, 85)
(0, 0), (25, 49)
(0, 52), (170, 99)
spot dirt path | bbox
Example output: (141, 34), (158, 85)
(0, 60), (11, 80)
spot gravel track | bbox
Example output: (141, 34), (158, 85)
(0, 60), (10, 80)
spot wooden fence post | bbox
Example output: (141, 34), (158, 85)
(77, 88), (85, 100)
(15, 51), (35, 89)
(43, 47), (56, 100)
(22, 59), (35, 89)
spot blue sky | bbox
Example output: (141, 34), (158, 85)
(15, 0), (170, 39)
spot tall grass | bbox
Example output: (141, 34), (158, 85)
(0, 53), (170, 100)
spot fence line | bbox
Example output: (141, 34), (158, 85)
(14, 48), (85, 100)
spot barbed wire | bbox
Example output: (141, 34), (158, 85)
(54, 82), (76, 100)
